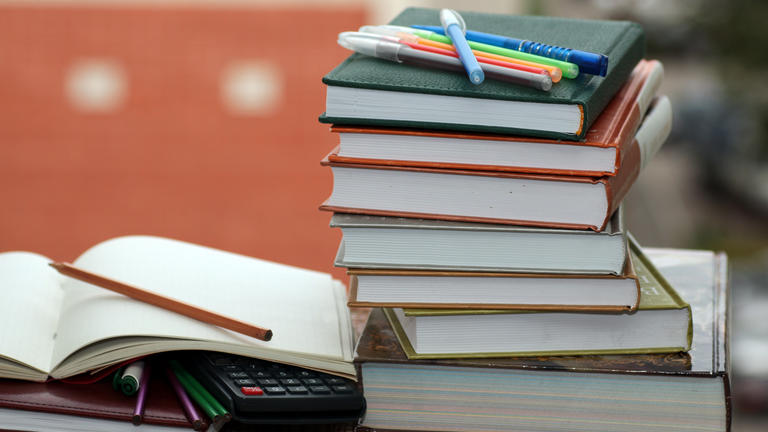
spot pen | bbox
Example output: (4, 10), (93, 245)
(439, 9), (483, 84)
(358, 27), (560, 82)
(166, 365), (206, 430)
(413, 24), (608, 76)
(338, 33), (551, 91)
(169, 360), (231, 423)
(132, 360), (152, 425)
(374, 25), (579, 79)
(121, 360), (145, 396)
(49, 262), (273, 341)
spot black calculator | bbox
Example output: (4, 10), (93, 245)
(183, 352), (365, 426)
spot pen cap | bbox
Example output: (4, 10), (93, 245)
(440, 9), (466, 32)
(360, 25), (420, 37)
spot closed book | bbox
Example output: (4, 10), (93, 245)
(384, 237), (691, 358)
(355, 247), (730, 432)
(331, 208), (626, 274)
(329, 60), (663, 177)
(320, 7), (645, 141)
(347, 241), (638, 312)
(321, 96), (672, 231)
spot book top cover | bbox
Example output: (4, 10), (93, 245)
(320, 7), (645, 140)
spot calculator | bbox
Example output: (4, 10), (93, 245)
(183, 352), (365, 425)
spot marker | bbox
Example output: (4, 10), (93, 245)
(413, 25), (607, 76)
(439, 9), (483, 84)
(121, 360), (145, 396)
(338, 33), (551, 91)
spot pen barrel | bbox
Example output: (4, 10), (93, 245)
(516, 41), (607, 76)
(444, 25), (484, 84)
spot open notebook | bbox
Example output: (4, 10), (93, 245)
(0, 236), (355, 382)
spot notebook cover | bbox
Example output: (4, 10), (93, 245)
(347, 246), (638, 312)
(320, 7), (645, 141)
(329, 60), (661, 177)
(0, 372), (200, 429)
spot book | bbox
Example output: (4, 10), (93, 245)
(355, 247), (730, 432)
(319, 7), (645, 141)
(0, 371), (199, 431)
(0, 236), (356, 382)
(320, 96), (672, 231)
(328, 60), (663, 177)
(331, 208), (627, 274)
(346, 240), (638, 312)
(384, 238), (692, 358)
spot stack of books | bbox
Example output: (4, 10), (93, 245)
(319, 8), (731, 432)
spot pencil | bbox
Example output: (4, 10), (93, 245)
(49, 262), (273, 341)
(132, 360), (152, 425)
(165, 366), (205, 430)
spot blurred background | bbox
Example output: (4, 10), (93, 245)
(1, 0), (765, 429)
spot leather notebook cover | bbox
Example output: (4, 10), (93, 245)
(0, 373), (196, 428)
(329, 60), (662, 177)
(320, 7), (645, 141)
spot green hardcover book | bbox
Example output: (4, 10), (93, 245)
(384, 235), (692, 358)
(320, 7), (645, 141)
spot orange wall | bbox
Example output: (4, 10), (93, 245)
(0, 5), (366, 280)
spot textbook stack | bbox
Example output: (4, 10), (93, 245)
(319, 8), (731, 432)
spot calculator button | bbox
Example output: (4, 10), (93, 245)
(263, 386), (286, 395)
(280, 378), (301, 386)
(234, 379), (256, 386)
(275, 371), (294, 379)
(228, 372), (249, 379)
(309, 385), (331, 394)
(221, 365), (240, 372)
(240, 386), (264, 396)
(212, 356), (233, 366)
(296, 371), (316, 378)
(324, 377), (345, 385)
(332, 384), (353, 394)
(286, 385), (308, 394)
(257, 378), (279, 386)
(250, 371), (271, 379)
(302, 378), (323, 386)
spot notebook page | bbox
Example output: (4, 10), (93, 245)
(50, 236), (349, 372)
(0, 252), (64, 375)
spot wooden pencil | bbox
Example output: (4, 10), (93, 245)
(49, 262), (273, 341)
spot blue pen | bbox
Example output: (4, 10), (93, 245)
(439, 9), (483, 85)
(412, 25), (609, 77)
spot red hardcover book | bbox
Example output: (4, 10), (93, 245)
(327, 60), (662, 177)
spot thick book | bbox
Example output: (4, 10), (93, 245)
(355, 248), (730, 432)
(384, 238), (691, 358)
(320, 7), (645, 141)
(329, 60), (662, 177)
(0, 236), (356, 382)
(331, 208), (626, 274)
(321, 96), (672, 231)
(347, 240), (638, 312)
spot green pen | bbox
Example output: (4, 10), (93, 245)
(169, 360), (231, 421)
(362, 25), (579, 79)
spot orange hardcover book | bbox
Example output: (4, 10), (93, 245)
(328, 60), (663, 177)
(319, 93), (671, 232)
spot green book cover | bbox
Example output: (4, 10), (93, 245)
(320, 7), (645, 141)
(385, 236), (692, 359)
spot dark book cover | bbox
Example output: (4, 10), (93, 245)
(320, 7), (645, 141)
